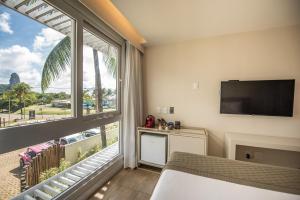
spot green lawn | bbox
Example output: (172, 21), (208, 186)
(13, 105), (116, 116)
(14, 105), (71, 115)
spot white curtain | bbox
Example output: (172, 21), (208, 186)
(123, 42), (143, 169)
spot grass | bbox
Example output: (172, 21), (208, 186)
(0, 105), (117, 129)
(14, 105), (71, 115)
(13, 105), (116, 115)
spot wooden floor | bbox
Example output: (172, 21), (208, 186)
(89, 168), (160, 200)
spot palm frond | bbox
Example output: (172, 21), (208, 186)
(26, 0), (38, 6)
(103, 46), (117, 78)
(106, 57), (117, 78)
(41, 36), (71, 92)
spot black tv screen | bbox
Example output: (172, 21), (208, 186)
(220, 80), (295, 117)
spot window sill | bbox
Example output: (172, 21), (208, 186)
(13, 143), (123, 200)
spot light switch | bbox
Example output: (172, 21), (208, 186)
(169, 107), (174, 114)
(162, 107), (168, 114)
(193, 81), (199, 90)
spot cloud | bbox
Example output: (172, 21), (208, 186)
(0, 45), (42, 71)
(0, 28), (115, 94)
(0, 44), (71, 93)
(0, 12), (13, 34)
(47, 67), (71, 94)
(33, 28), (65, 51)
(83, 45), (116, 91)
(0, 45), (42, 87)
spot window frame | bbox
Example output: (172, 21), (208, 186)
(82, 21), (122, 119)
(0, 0), (125, 155)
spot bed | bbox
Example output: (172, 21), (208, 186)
(151, 152), (300, 200)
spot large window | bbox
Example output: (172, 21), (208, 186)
(0, 0), (124, 199)
(0, 2), (73, 128)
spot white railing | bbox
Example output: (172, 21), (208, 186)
(12, 143), (119, 200)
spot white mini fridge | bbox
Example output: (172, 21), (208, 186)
(141, 133), (167, 166)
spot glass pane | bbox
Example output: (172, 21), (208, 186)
(0, 1), (73, 129)
(83, 29), (118, 115)
(0, 121), (120, 199)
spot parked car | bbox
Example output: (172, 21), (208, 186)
(82, 128), (101, 137)
(19, 133), (87, 167)
(57, 133), (86, 145)
(19, 142), (52, 168)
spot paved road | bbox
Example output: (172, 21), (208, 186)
(0, 113), (69, 128)
(0, 148), (26, 200)
(0, 113), (69, 121)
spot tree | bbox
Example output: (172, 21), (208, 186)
(0, 84), (9, 94)
(41, 36), (71, 92)
(36, 93), (54, 104)
(41, 36), (117, 148)
(83, 89), (93, 114)
(103, 88), (113, 100)
(2, 90), (19, 113)
(23, 92), (37, 106)
(83, 89), (93, 105)
(93, 49), (107, 147)
(11, 83), (32, 119)
(53, 92), (70, 100)
(0, 92), (9, 112)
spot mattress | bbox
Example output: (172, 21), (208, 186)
(150, 152), (300, 200)
(151, 169), (300, 200)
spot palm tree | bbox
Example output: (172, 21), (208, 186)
(41, 36), (117, 148)
(12, 83), (31, 119)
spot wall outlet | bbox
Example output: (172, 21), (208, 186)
(245, 151), (254, 159)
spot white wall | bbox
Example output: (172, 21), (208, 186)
(65, 135), (101, 163)
(143, 25), (300, 157)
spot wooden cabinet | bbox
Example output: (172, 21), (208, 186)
(137, 127), (208, 168)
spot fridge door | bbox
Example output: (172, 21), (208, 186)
(141, 133), (167, 166)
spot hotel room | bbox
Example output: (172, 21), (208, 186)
(0, 0), (299, 199)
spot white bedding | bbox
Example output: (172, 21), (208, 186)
(151, 169), (300, 200)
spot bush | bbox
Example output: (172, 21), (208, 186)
(77, 145), (101, 163)
(39, 168), (59, 182)
(39, 145), (102, 183)
(59, 159), (71, 171)
(39, 159), (71, 182)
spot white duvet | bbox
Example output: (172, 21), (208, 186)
(151, 169), (300, 200)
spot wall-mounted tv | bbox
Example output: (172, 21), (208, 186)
(220, 80), (295, 117)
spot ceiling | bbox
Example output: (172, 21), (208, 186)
(111, 0), (300, 46)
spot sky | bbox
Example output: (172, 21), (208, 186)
(0, 4), (116, 94)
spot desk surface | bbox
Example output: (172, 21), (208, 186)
(138, 127), (207, 136)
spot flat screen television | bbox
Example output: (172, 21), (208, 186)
(220, 80), (295, 117)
